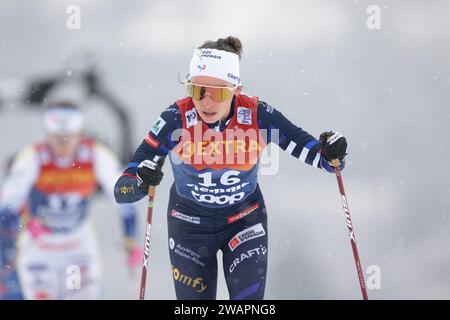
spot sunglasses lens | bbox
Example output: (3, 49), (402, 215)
(188, 84), (206, 100)
(213, 87), (233, 102)
(187, 84), (233, 102)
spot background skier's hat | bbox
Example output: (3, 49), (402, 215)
(43, 101), (84, 135)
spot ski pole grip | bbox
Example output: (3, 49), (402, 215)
(331, 159), (341, 167)
(148, 185), (156, 197)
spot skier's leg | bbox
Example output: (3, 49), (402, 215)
(61, 223), (102, 300)
(0, 234), (23, 300)
(0, 269), (23, 300)
(16, 232), (58, 300)
(222, 203), (268, 300)
(62, 253), (102, 300)
(167, 209), (218, 300)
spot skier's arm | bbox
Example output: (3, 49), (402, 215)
(114, 104), (181, 204)
(0, 146), (39, 236)
(257, 100), (345, 173)
(0, 146), (39, 287)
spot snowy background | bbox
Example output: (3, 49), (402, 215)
(1, 0), (449, 299)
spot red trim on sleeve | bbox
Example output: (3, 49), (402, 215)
(145, 134), (160, 149)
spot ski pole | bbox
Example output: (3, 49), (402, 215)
(139, 185), (156, 300)
(331, 159), (369, 300)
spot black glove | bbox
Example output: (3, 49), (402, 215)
(319, 131), (347, 162)
(136, 156), (165, 192)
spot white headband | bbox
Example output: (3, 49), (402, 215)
(187, 48), (241, 86)
(43, 108), (84, 134)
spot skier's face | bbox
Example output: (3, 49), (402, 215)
(47, 133), (82, 158)
(190, 76), (240, 124)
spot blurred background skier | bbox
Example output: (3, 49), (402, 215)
(0, 101), (141, 299)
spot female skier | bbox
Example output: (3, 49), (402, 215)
(114, 36), (347, 300)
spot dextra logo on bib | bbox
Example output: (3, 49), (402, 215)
(174, 126), (262, 170)
(228, 223), (266, 251)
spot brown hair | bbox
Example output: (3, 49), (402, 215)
(198, 36), (243, 59)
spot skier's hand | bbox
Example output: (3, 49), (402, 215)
(319, 131), (347, 162)
(136, 156), (165, 193)
(124, 237), (143, 269)
(27, 218), (51, 239)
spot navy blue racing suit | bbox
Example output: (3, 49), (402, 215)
(114, 95), (343, 300)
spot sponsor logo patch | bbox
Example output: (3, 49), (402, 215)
(186, 108), (198, 128)
(171, 209), (201, 224)
(151, 117), (166, 136)
(145, 134), (160, 149)
(170, 239), (205, 267)
(229, 245), (267, 273)
(171, 265), (207, 293)
(328, 132), (343, 145)
(227, 73), (240, 83)
(228, 223), (266, 251)
(227, 203), (260, 224)
(198, 49), (222, 60)
(237, 107), (252, 125)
